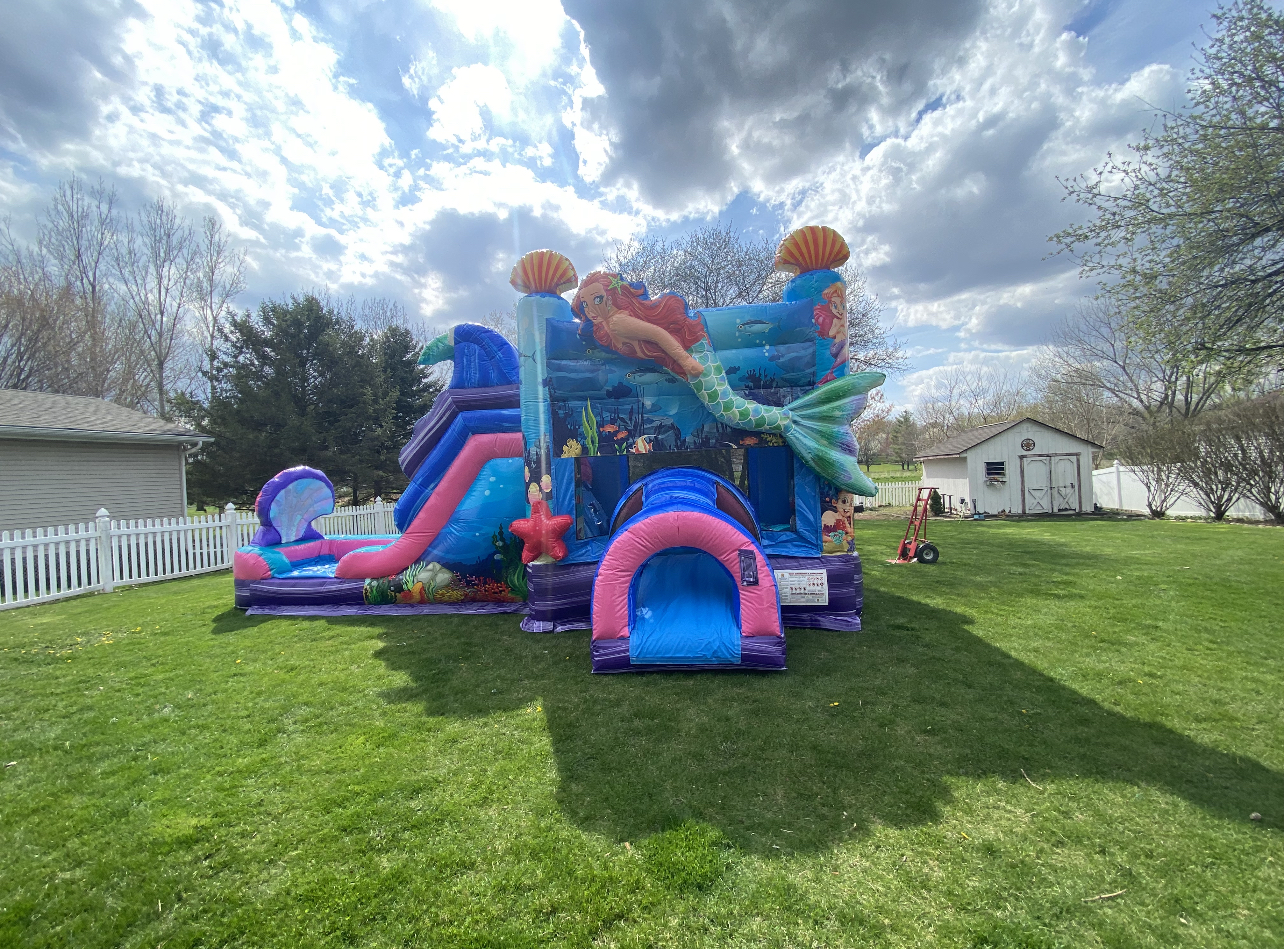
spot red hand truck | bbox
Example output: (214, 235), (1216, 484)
(889, 487), (941, 564)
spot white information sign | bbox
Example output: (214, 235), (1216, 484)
(776, 569), (829, 606)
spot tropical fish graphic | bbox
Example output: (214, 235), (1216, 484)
(736, 319), (775, 334)
(685, 339), (882, 496)
(625, 368), (677, 385)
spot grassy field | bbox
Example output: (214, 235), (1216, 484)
(1, 518), (1281, 947)
(862, 462), (922, 483)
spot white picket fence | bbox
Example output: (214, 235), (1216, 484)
(870, 481), (923, 508)
(2, 480), (924, 612)
(0, 498), (401, 611)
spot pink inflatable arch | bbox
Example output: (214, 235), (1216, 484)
(590, 509), (782, 641)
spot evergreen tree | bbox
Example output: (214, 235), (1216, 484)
(889, 410), (920, 470)
(190, 294), (439, 506)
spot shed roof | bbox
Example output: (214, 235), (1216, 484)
(916, 417), (1102, 459)
(0, 389), (209, 444)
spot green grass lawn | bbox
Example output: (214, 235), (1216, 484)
(863, 462), (922, 483)
(2, 519), (1281, 947)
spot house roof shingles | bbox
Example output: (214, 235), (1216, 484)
(916, 417), (1102, 459)
(0, 389), (208, 443)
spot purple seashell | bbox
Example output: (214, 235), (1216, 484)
(252, 466), (335, 546)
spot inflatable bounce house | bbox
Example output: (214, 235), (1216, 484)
(235, 225), (884, 672)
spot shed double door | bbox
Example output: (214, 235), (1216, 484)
(1021, 455), (1079, 514)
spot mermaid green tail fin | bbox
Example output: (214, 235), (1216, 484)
(782, 372), (885, 496)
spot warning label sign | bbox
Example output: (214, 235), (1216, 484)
(776, 569), (829, 606)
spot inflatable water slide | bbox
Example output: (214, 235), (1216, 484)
(234, 225), (882, 672)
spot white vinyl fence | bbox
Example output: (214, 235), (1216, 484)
(1093, 462), (1269, 519)
(0, 498), (401, 611)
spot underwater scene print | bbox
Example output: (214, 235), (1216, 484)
(542, 303), (828, 459)
(362, 523), (528, 605)
(571, 446), (798, 541)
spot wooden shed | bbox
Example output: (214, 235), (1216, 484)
(915, 417), (1101, 515)
(0, 390), (210, 533)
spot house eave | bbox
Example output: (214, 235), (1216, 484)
(0, 425), (211, 446)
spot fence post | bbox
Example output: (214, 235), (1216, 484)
(95, 508), (115, 593)
(374, 496), (387, 533)
(1113, 460), (1123, 510)
(223, 503), (239, 566)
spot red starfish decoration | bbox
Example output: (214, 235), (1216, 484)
(508, 499), (574, 564)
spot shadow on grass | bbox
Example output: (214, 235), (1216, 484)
(209, 608), (276, 635)
(370, 589), (1282, 856)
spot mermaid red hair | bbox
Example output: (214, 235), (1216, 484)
(572, 271), (707, 376)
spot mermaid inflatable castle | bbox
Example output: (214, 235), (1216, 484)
(234, 225), (883, 672)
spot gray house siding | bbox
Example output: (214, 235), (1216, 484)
(0, 437), (187, 533)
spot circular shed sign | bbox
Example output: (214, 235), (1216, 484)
(1021, 438), (1036, 451)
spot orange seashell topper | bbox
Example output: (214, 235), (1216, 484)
(510, 249), (578, 295)
(773, 225), (850, 275)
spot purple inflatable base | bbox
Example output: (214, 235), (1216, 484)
(520, 617), (591, 633)
(246, 602), (526, 617)
(590, 636), (786, 673)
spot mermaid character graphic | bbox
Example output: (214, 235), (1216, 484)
(814, 282), (849, 385)
(570, 271), (883, 496)
(573, 272), (707, 379)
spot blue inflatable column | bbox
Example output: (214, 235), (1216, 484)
(512, 251), (580, 513)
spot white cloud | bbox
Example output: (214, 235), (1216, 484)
(562, 18), (609, 182)
(427, 64), (513, 150)
(400, 54), (438, 98)
(784, 0), (1186, 352)
(428, 0), (568, 82)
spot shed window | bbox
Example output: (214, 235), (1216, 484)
(984, 461), (1006, 479)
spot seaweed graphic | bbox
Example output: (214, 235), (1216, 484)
(491, 523), (529, 600)
(581, 399), (599, 456)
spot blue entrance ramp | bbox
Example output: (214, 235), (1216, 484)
(629, 548), (741, 665)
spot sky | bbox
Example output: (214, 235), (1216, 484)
(0, 0), (1222, 407)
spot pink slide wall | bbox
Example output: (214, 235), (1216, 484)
(334, 432), (524, 579)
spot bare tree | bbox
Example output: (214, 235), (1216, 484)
(605, 223), (779, 309)
(838, 262), (909, 376)
(852, 390), (894, 469)
(116, 198), (196, 417)
(1227, 394), (1284, 523)
(36, 176), (146, 404)
(1044, 298), (1266, 422)
(915, 364), (1030, 442)
(190, 215), (246, 395)
(0, 226), (71, 389)
(1027, 352), (1128, 452)
(1121, 421), (1187, 518)
(1173, 414), (1245, 520)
